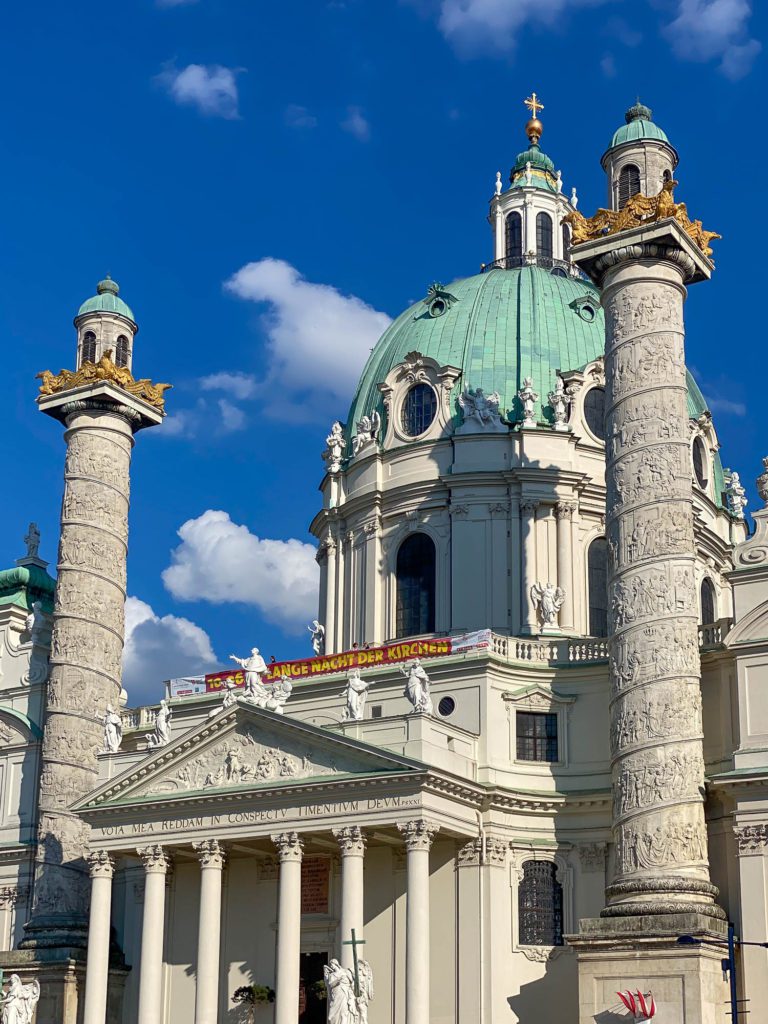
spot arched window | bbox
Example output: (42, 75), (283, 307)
(618, 164), (641, 208)
(588, 537), (608, 637)
(692, 437), (708, 490)
(663, 168), (672, 184)
(505, 212), (523, 264)
(561, 222), (570, 260)
(115, 335), (130, 368)
(518, 861), (563, 946)
(401, 383), (437, 438)
(583, 386), (606, 440)
(701, 577), (716, 625)
(81, 331), (96, 365)
(396, 533), (436, 638)
(536, 212), (553, 261)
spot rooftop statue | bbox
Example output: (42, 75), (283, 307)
(458, 386), (503, 431)
(323, 421), (347, 473)
(102, 705), (122, 754)
(23, 522), (40, 559)
(0, 974), (40, 1024)
(146, 699), (172, 750)
(343, 668), (370, 722)
(562, 179), (720, 257)
(231, 649), (270, 703)
(400, 659), (433, 715)
(308, 620), (325, 655)
(531, 581), (566, 629)
(37, 352), (172, 410)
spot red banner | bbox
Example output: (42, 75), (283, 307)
(168, 631), (490, 698)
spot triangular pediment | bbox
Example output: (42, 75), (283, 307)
(76, 701), (425, 810)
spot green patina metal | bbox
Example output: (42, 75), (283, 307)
(607, 102), (670, 151)
(77, 275), (135, 323)
(345, 264), (726, 507)
(0, 564), (55, 613)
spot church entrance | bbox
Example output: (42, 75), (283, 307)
(299, 951), (328, 1024)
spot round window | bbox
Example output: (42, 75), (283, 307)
(583, 386), (605, 439)
(693, 436), (708, 489)
(428, 297), (447, 318)
(438, 696), (456, 717)
(401, 383), (437, 437)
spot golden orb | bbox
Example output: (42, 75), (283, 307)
(525, 117), (543, 144)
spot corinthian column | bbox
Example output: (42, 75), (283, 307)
(398, 820), (439, 1024)
(272, 831), (304, 1024)
(333, 826), (366, 969)
(193, 840), (226, 1024)
(137, 845), (172, 1024)
(82, 851), (115, 1024)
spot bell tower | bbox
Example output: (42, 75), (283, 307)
(601, 101), (678, 211)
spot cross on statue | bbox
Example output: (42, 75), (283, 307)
(524, 92), (544, 119)
(342, 928), (366, 997)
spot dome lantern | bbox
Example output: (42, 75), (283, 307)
(73, 275), (138, 373)
(600, 100), (679, 211)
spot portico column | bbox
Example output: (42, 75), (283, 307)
(398, 820), (439, 1024)
(193, 840), (226, 1024)
(137, 845), (171, 1024)
(272, 831), (304, 1024)
(333, 826), (366, 968)
(520, 500), (538, 634)
(555, 501), (576, 631)
(83, 851), (115, 1024)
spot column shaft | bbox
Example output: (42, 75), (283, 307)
(556, 502), (576, 632)
(272, 832), (303, 1024)
(399, 820), (439, 1024)
(333, 827), (366, 969)
(520, 501), (538, 634)
(83, 852), (114, 1024)
(194, 841), (226, 1024)
(324, 538), (337, 655)
(137, 846), (170, 1024)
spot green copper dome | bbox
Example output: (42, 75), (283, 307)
(348, 266), (605, 430)
(77, 276), (135, 323)
(345, 264), (724, 502)
(608, 102), (670, 150)
(510, 142), (558, 191)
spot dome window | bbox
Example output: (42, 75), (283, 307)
(81, 331), (97, 365)
(578, 303), (595, 322)
(536, 212), (553, 261)
(618, 164), (641, 208)
(401, 383), (437, 438)
(428, 297), (446, 318)
(692, 436), (708, 490)
(115, 335), (130, 368)
(506, 212), (523, 264)
(396, 533), (436, 638)
(583, 386), (605, 439)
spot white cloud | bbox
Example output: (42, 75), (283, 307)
(341, 105), (371, 141)
(123, 596), (218, 704)
(707, 396), (747, 417)
(285, 104), (318, 129)
(224, 258), (391, 418)
(666, 0), (761, 79)
(162, 510), (319, 632)
(157, 63), (242, 119)
(432, 0), (611, 56)
(600, 53), (617, 77)
(216, 398), (247, 432)
(200, 371), (258, 400)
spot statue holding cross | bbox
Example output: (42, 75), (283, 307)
(324, 931), (373, 1024)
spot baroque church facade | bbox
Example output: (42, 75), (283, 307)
(0, 98), (767, 1024)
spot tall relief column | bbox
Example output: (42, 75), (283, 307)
(567, 197), (728, 1021)
(21, 279), (167, 962)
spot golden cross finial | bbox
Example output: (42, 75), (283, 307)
(524, 92), (544, 119)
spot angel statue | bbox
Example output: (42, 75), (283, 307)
(1, 974), (41, 1024)
(531, 582), (566, 629)
(400, 659), (433, 715)
(458, 386), (503, 430)
(355, 960), (374, 1024)
(308, 620), (326, 656)
(352, 410), (381, 456)
(324, 959), (357, 1024)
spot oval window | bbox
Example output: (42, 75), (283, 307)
(583, 386), (605, 439)
(401, 383), (437, 437)
(693, 437), (708, 489)
(438, 696), (456, 717)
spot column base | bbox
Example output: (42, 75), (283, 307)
(567, 912), (729, 1024)
(0, 952), (129, 1024)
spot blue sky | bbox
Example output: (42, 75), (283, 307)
(2, 0), (764, 705)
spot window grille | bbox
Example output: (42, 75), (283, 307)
(115, 335), (130, 368)
(81, 331), (97, 364)
(506, 212), (523, 261)
(618, 164), (641, 208)
(518, 860), (564, 946)
(401, 383), (437, 437)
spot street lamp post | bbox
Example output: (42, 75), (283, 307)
(677, 922), (768, 1022)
